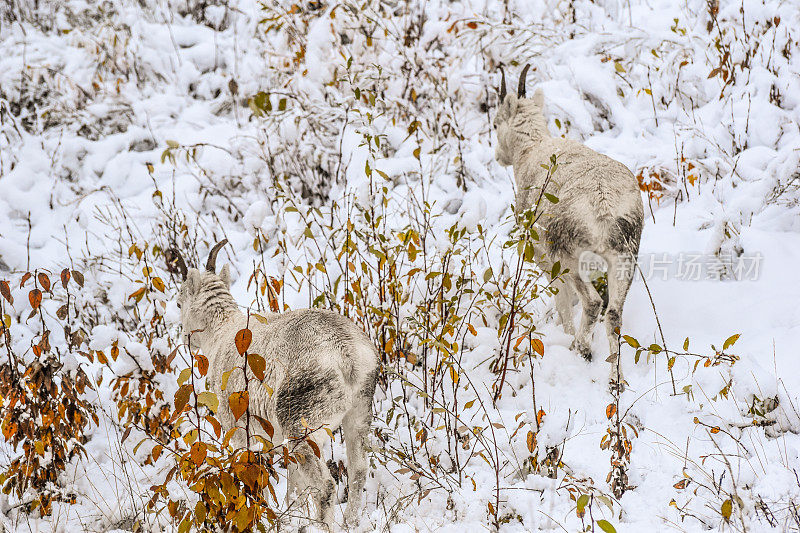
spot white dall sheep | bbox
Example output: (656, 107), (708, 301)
(169, 241), (378, 530)
(493, 66), (644, 386)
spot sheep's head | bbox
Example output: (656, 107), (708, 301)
(170, 240), (234, 349)
(493, 64), (545, 167)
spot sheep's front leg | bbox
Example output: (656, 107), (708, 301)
(568, 273), (603, 361)
(288, 438), (336, 532)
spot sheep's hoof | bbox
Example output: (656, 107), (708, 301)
(570, 340), (593, 361)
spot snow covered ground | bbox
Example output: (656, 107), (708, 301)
(1, 0), (799, 531)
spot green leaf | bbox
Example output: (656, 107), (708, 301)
(576, 494), (589, 513)
(544, 193), (559, 204)
(614, 62), (625, 73)
(483, 268), (493, 283)
(597, 519), (617, 533)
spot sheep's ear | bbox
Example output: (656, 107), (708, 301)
(185, 268), (202, 293)
(532, 88), (544, 107)
(219, 264), (232, 288)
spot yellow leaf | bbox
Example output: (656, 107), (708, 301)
(449, 366), (459, 384)
(526, 430), (536, 453)
(197, 391), (219, 413)
(178, 368), (192, 386)
(194, 500), (206, 525)
(221, 368), (234, 391)
(248, 353), (266, 380)
(723, 334), (740, 351)
(721, 499), (732, 521)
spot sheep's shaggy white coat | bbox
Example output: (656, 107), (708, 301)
(178, 263), (378, 530)
(494, 79), (644, 385)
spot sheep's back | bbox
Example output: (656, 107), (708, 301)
(205, 308), (377, 442)
(515, 138), (643, 256)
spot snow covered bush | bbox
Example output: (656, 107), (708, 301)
(2, 0), (800, 531)
(0, 270), (97, 516)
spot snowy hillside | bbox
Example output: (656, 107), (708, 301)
(1, 0), (799, 531)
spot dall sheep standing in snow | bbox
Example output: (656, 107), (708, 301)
(493, 65), (644, 386)
(169, 241), (378, 530)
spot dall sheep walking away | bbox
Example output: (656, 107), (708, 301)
(493, 65), (644, 387)
(170, 240), (379, 531)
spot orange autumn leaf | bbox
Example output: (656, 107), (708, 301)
(531, 338), (545, 356)
(190, 441), (207, 466)
(0, 280), (12, 305)
(229, 391), (249, 421)
(195, 353), (209, 376)
(606, 403), (617, 419)
(235, 328), (252, 355)
(37, 273), (51, 292)
(29, 289), (42, 310)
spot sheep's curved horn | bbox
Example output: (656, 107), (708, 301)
(499, 66), (507, 101)
(518, 64), (531, 98)
(205, 239), (228, 272)
(164, 248), (188, 281)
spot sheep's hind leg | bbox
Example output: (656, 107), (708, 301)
(602, 252), (635, 390)
(554, 280), (576, 336)
(342, 393), (374, 528)
(569, 273), (603, 361)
